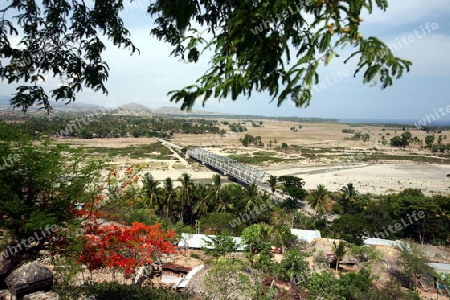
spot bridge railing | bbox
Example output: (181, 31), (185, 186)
(187, 147), (272, 185)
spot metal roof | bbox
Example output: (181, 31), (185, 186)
(177, 265), (205, 288)
(290, 229), (321, 243)
(177, 233), (246, 251)
(363, 238), (403, 248)
(428, 263), (450, 273)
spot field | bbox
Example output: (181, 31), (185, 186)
(56, 119), (450, 195)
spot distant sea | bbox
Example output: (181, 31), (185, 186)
(339, 119), (450, 126)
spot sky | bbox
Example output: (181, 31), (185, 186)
(1, 1), (450, 122)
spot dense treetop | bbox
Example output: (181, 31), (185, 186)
(1, 0), (410, 112)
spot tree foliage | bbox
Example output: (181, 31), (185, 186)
(0, 0), (138, 112)
(1, 0), (410, 112)
(0, 137), (102, 268)
(396, 240), (433, 289)
(202, 233), (238, 261)
(203, 259), (256, 300)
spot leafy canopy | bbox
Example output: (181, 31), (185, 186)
(1, 0), (411, 112)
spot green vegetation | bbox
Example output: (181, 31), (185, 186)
(344, 131), (370, 142)
(56, 282), (188, 300)
(228, 153), (289, 165)
(0, 115), (223, 139)
(362, 153), (450, 164)
(229, 123), (247, 132)
(84, 142), (173, 159)
(342, 128), (356, 133)
(239, 134), (263, 147)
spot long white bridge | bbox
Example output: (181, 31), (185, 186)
(187, 147), (272, 185)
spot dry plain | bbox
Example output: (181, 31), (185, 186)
(59, 119), (450, 195)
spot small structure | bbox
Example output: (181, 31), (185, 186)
(177, 265), (204, 289)
(177, 233), (246, 251)
(290, 229), (321, 243)
(427, 263), (450, 294)
(158, 262), (192, 288)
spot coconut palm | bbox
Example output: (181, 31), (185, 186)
(178, 172), (193, 223)
(142, 172), (160, 209)
(340, 183), (356, 214)
(209, 174), (222, 203)
(215, 183), (238, 213)
(244, 182), (259, 212)
(308, 184), (329, 215)
(193, 183), (210, 216)
(162, 177), (176, 218)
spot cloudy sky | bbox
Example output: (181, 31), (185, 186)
(2, 1), (450, 122)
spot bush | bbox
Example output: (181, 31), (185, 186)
(56, 282), (188, 300)
(55, 282), (188, 300)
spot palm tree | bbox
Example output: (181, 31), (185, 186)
(244, 183), (259, 212)
(142, 172), (160, 209)
(340, 183), (356, 214)
(162, 177), (176, 218)
(308, 184), (329, 216)
(333, 240), (346, 271)
(193, 183), (210, 216)
(209, 174), (222, 204)
(178, 172), (193, 223)
(215, 197), (235, 213)
(268, 175), (277, 193)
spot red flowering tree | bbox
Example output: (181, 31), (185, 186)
(74, 164), (176, 278)
(79, 221), (176, 277)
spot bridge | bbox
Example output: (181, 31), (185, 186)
(185, 146), (317, 217)
(187, 147), (272, 185)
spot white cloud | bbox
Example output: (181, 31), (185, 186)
(385, 33), (450, 78)
(362, 0), (450, 25)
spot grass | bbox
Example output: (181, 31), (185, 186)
(297, 147), (331, 154)
(84, 142), (173, 160)
(362, 154), (450, 164)
(228, 154), (283, 164)
(253, 151), (277, 156)
(228, 152), (300, 165)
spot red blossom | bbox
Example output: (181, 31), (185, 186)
(78, 221), (176, 277)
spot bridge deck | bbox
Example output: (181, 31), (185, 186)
(187, 148), (272, 185)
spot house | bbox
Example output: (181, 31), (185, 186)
(428, 263), (450, 273)
(427, 263), (450, 293)
(177, 233), (246, 251)
(290, 229), (321, 243)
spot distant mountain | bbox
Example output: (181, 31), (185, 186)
(118, 103), (152, 112)
(51, 101), (104, 111)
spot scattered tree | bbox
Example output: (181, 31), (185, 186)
(202, 234), (239, 261)
(396, 240), (433, 289)
(268, 175), (277, 193)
